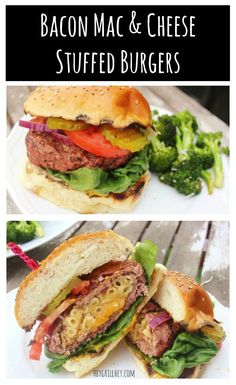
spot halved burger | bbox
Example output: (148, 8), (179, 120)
(125, 271), (225, 378)
(19, 86), (153, 213)
(14, 231), (166, 377)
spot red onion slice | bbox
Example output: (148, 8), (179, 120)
(19, 119), (62, 134)
(19, 119), (48, 132)
(48, 131), (74, 145)
(19, 119), (73, 145)
(149, 312), (171, 329)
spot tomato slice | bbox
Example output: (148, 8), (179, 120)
(70, 280), (90, 296)
(65, 127), (130, 158)
(29, 341), (42, 361)
(85, 261), (127, 280)
(29, 298), (77, 360)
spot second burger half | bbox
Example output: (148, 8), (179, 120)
(19, 86), (153, 213)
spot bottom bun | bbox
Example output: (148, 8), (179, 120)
(63, 264), (166, 377)
(124, 339), (202, 379)
(21, 158), (150, 213)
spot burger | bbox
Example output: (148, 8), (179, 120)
(125, 270), (225, 378)
(14, 231), (166, 377)
(19, 86), (152, 213)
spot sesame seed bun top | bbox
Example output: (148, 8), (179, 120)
(24, 86), (152, 129)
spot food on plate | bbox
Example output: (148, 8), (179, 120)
(7, 221), (44, 244)
(14, 230), (166, 377)
(19, 86), (153, 213)
(148, 110), (228, 195)
(125, 270), (225, 378)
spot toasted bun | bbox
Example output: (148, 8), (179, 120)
(21, 158), (150, 213)
(15, 231), (134, 330)
(63, 264), (167, 377)
(24, 86), (152, 129)
(124, 338), (202, 378)
(153, 271), (214, 331)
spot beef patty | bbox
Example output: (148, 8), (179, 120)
(127, 301), (181, 357)
(47, 260), (147, 356)
(26, 131), (132, 172)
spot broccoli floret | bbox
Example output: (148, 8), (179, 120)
(171, 153), (203, 180)
(197, 132), (224, 188)
(31, 221), (45, 237)
(151, 109), (226, 196)
(175, 110), (199, 153)
(166, 150), (215, 195)
(221, 146), (230, 156)
(158, 152), (203, 196)
(7, 221), (44, 244)
(176, 178), (202, 196)
(191, 146), (215, 170)
(148, 137), (178, 173)
(152, 109), (159, 117)
(159, 171), (202, 196)
(152, 114), (178, 147)
(201, 170), (214, 195)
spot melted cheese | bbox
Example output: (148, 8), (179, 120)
(61, 275), (134, 344)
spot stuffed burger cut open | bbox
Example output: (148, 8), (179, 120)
(15, 231), (166, 377)
(19, 86), (153, 213)
(125, 270), (226, 378)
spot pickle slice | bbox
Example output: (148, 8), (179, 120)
(101, 125), (148, 152)
(47, 117), (89, 131)
(42, 277), (81, 316)
(201, 321), (226, 343)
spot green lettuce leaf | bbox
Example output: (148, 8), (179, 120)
(46, 148), (148, 195)
(45, 297), (142, 373)
(47, 358), (67, 373)
(133, 240), (157, 283)
(146, 332), (218, 378)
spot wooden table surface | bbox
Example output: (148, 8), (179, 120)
(7, 220), (229, 307)
(7, 86), (229, 214)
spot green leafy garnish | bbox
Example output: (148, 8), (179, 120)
(47, 148), (148, 195)
(133, 240), (157, 283)
(139, 332), (218, 378)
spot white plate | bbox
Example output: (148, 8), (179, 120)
(7, 221), (78, 257)
(6, 289), (229, 378)
(7, 108), (229, 215)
